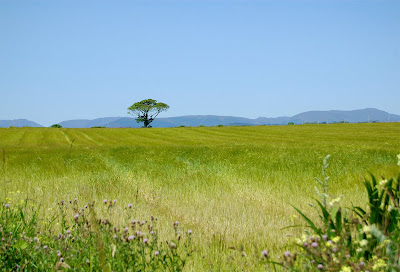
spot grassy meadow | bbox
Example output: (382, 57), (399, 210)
(1, 123), (400, 270)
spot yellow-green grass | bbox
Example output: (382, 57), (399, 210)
(1, 123), (400, 270)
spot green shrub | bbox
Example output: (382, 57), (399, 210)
(50, 124), (62, 128)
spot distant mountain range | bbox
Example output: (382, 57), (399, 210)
(1, 108), (399, 128)
(0, 119), (43, 128)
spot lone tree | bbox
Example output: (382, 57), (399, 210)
(128, 99), (169, 128)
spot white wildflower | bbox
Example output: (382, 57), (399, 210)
(360, 239), (368, 247)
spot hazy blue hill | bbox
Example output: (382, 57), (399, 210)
(59, 117), (122, 128)
(292, 108), (400, 123)
(0, 119), (43, 128)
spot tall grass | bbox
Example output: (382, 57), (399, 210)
(0, 123), (399, 270)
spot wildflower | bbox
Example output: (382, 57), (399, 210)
(124, 227), (129, 232)
(168, 241), (176, 249)
(322, 234), (327, 240)
(74, 198), (78, 202)
(1, 238), (5, 242)
(60, 257), (64, 262)
(340, 266), (351, 272)
(4, 204), (9, 209)
(304, 242), (309, 247)
(150, 231), (155, 235)
(359, 261), (365, 267)
(43, 245), (48, 249)
(188, 230), (192, 235)
(332, 236), (340, 243)
(284, 251), (291, 257)
(311, 260), (315, 264)
(317, 264), (323, 270)
(325, 241), (333, 247)
(154, 251), (159, 256)
(74, 214), (79, 220)
(86, 259), (90, 265)
(103, 199), (107, 204)
(128, 235), (135, 241)
(143, 238), (148, 243)
(33, 237), (39, 243)
(312, 242), (318, 248)
(329, 196), (343, 206)
(84, 205), (88, 209)
(113, 199), (117, 204)
(372, 259), (386, 270)
(362, 225), (370, 234)
(261, 250), (269, 258)
(360, 239), (368, 247)
(379, 179), (388, 187)
(174, 221), (179, 226)
(66, 230), (71, 234)
(332, 247), (337, 252)
(128, 203), (132, 208)
(57, 252), (62, 258)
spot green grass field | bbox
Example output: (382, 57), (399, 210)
(1, 123), (400, 270)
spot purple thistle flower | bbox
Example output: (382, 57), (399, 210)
(332, 247), (338, 252)
(128, 203), (132, 208)
(154, 251), (159, 256)
(74, 198), (78, 202)
(103, 199), (107, 204)
(312, 242), (318, 248)
(74, 214), (79, 219)
(60, 257), (64, 262)
(317, 264), (323, 270)
(143, 238), (148, 243)
(66, 230), (71, 234)
(113, 199), (117, 204)
(84, 205), (88, 209)
(43, 245), (48, 249)
(124, 227), (129, 232)
(261, 250), (269, 258)
(322, 234), (327, 240)
(4, 204), (10, 209)
(1, 238), (5, 242)
(57, 252), (62, 258)
(86, 259), (90, 264)
(128, 235), (135, 241)
(304, 242), (308, 247)
(311, 260), (315, 264)
(33, 237), (39, 243)
(150, 231), (154, 235)
(188, 230), (192, 235)
(284, 251), (291, 257)
(359, 261), (365, 267)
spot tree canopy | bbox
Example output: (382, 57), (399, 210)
(127, 99), (169, 128)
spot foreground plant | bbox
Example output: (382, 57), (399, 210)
(275, 154), (400, 271)
(0, 199), (193, 271)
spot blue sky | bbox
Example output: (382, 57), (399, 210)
(0, 0), (399, 126)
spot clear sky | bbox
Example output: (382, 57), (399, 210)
(0, 0), (399, 126)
